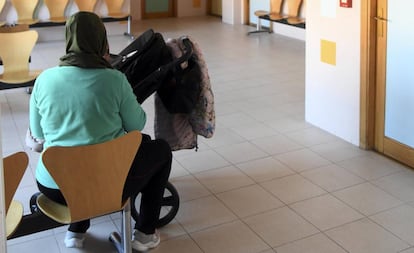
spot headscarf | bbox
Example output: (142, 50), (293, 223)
(59, 11), (112, 68)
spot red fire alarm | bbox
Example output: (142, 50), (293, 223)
(339, 0), (352, 8)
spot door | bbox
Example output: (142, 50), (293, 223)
(141, 0), (176, 19)
(375, 0), (414, 167)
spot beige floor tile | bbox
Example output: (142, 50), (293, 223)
(191, 220), (270, 253)
(229, 122), (278, 140)
(250, 134), (303, 156)
(370, 205), (414, 245)
(216, 184), (284, 218)
(175, 196), (237, 233)
(326, 218), (409, 253)
(301, 164), (365, 192)
(372, 170), (414, 202)
(290, 194), (364, 231)
(261, 174), (326, 204)
(214, 141), (268, 164)
(170, 175), (211, 202)
(275, 149), (332, 172)
(170, 159), (190, 178)
(275, 233), (347, 253)
(285, 127), (340, 147)
(310, 140), (369, 162)
(151, 235), (203, 253)
(338, 155), (403, 181)
(333, 182), (403, 216)
(194, 165), (255, 193)
(174, 149), (230, 173)
(236, 157), (295, 183)
(243, 207), (319, 247)
(401, 248), (414, 253)
(7, 235), (60, 253)
(203, 127), (246, 148)
(265, 116), (313, 134)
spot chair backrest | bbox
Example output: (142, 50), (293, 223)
(41, 131), (142, 222)
(44, 0), (69, 20)
(74, 0), (97, 12)
(11, 0), (39, 22)
(105, 0), (125, 14)
(270, 0), (284, 14)
(3, 152), (28, 212)
(0, 29), (38, 75)
(286, 0), (303, 17)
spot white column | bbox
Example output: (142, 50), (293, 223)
(222, 0), (244, 25)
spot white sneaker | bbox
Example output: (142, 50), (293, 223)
(64, 231), (85, 248)
(131, 229), (160, 252)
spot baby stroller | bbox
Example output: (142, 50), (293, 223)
(110, 29), (205, 227)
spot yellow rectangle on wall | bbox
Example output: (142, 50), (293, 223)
(193, 0), (201, 8)
(320, 39), (336, 65)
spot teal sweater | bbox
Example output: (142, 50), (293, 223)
(30, 66), (146, 189)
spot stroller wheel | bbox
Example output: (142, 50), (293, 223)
(30, 192), (41, 213)
(131, 181), (180, 228)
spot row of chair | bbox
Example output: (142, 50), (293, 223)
(0, 0), (129, 26)
(248, 0), (306, 35)
(4, 130), (142, 253)
(0, 25), (41, 89)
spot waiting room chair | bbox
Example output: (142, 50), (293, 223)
(247, 9), (271, 35)
(103, 0), (132, 38)
(4, 151), (29, 238)
(0, 28), (42, 87)
(286, 0), (305, 25)
(269, 0), (287, 21)
(74, 0), (97, 12)
(44, 0), (69, 23)
(36, 131), (142, 253)
(10, 0), (39, 25)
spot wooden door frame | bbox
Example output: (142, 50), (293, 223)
(141, 0), (177, 19)
(360, 0), (377, 149)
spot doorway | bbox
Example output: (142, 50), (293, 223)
(141, 0), (177, 19)
(361, 0), (414, 168)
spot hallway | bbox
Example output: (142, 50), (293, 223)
(3, 16), (414, 253)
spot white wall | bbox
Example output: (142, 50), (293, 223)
(305, 0), (360, 145)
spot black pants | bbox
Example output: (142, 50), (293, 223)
(37, 136), (172, 234)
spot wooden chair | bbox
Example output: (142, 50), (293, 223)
(247, 9), (271, 35)
(269, 0), (287, 21)
(286, 0), (305, 25)
(10, 0), (40, 25)
(104, 0), (129, 19)
(103, 0), (133, 38)
(0, 29), (42, 87)
(36, 131), (142, 253)
(44, 0), (69, 23)
(0, 0), (6, 26)
(4, 152), (29, 238)
(74, 0), (97, 12)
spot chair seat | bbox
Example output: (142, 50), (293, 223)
(48, 17), (67, 23)
(17, 19), (39, 25)
(269, 13), (287, 20)
(6, 200), (23, 238)
(106, 12), (129, 19)
(286, 17), (305, 24)
(0, 70), (41, 84)
(254, 10), (269, 17)
(37, 193), (72, 224)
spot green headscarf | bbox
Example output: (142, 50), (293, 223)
(59, 11), (112, 68)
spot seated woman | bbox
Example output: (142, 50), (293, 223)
(29, 11), (172, 251)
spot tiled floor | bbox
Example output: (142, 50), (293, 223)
(3, 16), (414, 253)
